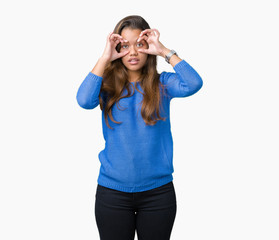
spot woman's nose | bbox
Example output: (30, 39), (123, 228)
(129, 45), (138, 54)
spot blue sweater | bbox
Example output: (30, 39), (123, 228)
(76, 59), (203, 192)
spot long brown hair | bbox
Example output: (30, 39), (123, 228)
(99, 15), (168, 130)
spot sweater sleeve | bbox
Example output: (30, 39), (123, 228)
(76, 72), (103, 109)
(161, 59), (203, 99)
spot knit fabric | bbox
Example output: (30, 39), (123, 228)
(76, 59), (203, 192)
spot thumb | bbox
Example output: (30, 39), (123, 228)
(119, 50), (130, 58)
(138, 49), (148, 54)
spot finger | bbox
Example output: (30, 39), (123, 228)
(114, 38), (128, 44)
(108, 31), (114, 39)
(153, 29), (160, 38)
(139, 29), (151, 37)
(106, 32), (112, 43)
(117, 38), (128, 46)
(110, 33), (125, 41)
(114, 39), (121, 45)
(119, 50), (130, 57)
(137, 35), (148, 42)
(109, 33), (121, 42)
(111, 33), (123, 38)
(111, 38), (123, 46)
(141, 28), (158, 38)
(140, 28), (158, 38)
(110, 35), (119, 42)
(138, 48), (148, 54)
(113, 36), (128, 44)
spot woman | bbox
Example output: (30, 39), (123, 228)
(76, 15), (203, 240)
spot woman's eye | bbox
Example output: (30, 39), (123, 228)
(121, 43), (142, 49)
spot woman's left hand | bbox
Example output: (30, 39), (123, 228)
(137, 29), (166, 56)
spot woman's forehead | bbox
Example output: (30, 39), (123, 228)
(121, 28), (142, 40)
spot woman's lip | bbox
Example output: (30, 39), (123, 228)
(128, 59), (140, 65)
(129, 59), (139, 62)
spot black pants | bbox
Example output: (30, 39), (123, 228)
(94, 181), (177, 240)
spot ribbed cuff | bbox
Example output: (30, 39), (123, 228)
(87, 72), (103, 81)
(173, 59), (191, 72)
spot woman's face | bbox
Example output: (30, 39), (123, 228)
(120, 28), (149, 73)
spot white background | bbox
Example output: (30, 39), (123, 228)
(1, 0), (278, 239)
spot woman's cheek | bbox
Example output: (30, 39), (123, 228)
(121, 58), (129, 68)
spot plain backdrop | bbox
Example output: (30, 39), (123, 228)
(0, 0), (278, 239)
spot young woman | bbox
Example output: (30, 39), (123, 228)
(76, 15), (203, 240)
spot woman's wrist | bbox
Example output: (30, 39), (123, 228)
(159, 47), (171, 58)
(99, 56), (110, 64)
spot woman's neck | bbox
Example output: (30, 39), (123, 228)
(128, 71), (141, 82)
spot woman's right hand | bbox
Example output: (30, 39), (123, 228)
(101, 32), (130, 62)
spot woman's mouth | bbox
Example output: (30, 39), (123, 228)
(128, 58), (140, 65)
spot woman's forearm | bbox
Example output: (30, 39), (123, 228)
(91, 57), (110, 77)
(76, 57), (109, 109)
(159, 47), (183, 67)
